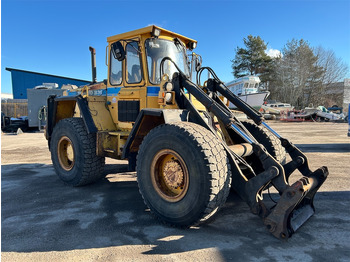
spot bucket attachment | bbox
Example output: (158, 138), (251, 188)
(264, 166), (328, 239)
(229, 136), (328, 239)
(225, 121), (329, 239)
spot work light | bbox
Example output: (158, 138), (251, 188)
(189, 42), (197, 50)
(152, 27), (161, 38)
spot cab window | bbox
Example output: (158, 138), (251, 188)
(126, 42), (142, 84)
(110, 49), (122, 86)
(145, 38), (189, 85)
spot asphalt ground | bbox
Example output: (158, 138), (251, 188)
(1, 122), (350, 261)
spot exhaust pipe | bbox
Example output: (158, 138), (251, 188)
(89, 46), (97, 83)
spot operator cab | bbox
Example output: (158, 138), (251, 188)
(105, 25), (198, 128)
(107, 25), (197, 87)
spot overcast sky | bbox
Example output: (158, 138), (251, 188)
(1, 0), (350, 94)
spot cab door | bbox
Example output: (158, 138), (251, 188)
(107, 41), (147, 130)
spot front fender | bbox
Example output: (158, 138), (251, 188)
(122, 109), (189, 159)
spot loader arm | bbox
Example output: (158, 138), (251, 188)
(170, 72), (328, 239)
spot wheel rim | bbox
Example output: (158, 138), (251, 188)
(57, 136), (75, 171)
(150, 149), (189, 202)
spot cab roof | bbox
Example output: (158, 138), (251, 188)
(107, 25), (197, 46)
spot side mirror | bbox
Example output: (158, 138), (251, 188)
(111, 41), (125, 61)
(194, 54), (202, 72)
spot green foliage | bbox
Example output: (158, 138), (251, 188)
(231, 35), (273, 82)
(232, 35), (348, 108)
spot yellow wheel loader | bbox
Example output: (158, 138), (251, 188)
(46, 26), (328, 239)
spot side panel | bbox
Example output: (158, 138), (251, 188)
(146, 86), (160, 108)
(87, 96), (117, 131)
(106, 86), (147, 130)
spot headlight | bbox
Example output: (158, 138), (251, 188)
(165, 82), (173, 91)
(165, 92), (173, 103)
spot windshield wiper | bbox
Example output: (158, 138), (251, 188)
(174, 38), (185, 51)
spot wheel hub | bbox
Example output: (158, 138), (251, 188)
(57, 136), (75, 171)
(150, 149), (189, 202)
(163, 160), (184, 189)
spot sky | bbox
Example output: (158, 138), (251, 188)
(1, 0), (350, 95)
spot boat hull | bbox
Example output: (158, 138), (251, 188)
(229, 91), (269, 110)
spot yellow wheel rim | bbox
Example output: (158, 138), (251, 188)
(150, 149), (189, 202)
(57, 136), (75, 171)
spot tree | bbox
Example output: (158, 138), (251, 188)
(269, 39), (324, 108)
(311, 47), (349, 106)
(314, 47), (349, 85)
(231, 35), (273, 83)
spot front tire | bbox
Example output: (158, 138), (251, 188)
(136, 122), (231, 227)
(242, 121), (286, 164)
(50, 118), (105, 186)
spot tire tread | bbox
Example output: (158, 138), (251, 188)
(51, 118), (105, 186)
(137, 122), (231, 227)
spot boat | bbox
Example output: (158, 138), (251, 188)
(261, 102), (294, 114)
(305, 105), (345, 121)
(225, 76), (269, 110)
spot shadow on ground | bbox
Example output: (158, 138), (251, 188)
(2, 163), (350, 261)
(295, 143), (350, 153)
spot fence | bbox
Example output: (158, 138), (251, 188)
(1, 99), (28, 118)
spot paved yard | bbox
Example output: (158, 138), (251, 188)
(2, 122), (350, 261)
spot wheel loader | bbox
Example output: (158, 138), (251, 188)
(46, 25), (328, 239)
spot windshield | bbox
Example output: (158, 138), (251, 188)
(145, 38), (190, 84)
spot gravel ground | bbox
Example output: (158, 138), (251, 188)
(1, 122), (350, 261)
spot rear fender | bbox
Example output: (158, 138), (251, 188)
(46, 95), (97, 146)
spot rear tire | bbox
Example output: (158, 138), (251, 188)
(136, 122), (231, 227)
(50, 118), (105, 186)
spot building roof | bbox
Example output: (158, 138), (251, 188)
(1, 93), (14, 99)
(5, 67), (89, 82)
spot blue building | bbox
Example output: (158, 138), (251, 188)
(6, 68), (90, 99)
